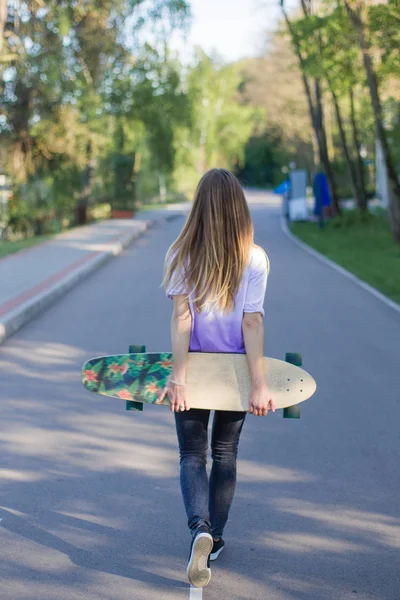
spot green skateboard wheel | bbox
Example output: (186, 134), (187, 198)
(126, 345), (146, 411)
(285, 352), (302, 367)
(283, 352), (302, 419)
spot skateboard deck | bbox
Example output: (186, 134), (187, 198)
(82, 352), (316, 412)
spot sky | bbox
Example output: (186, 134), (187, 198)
(172, 0), (299, 63)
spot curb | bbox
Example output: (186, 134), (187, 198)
(0, 219), (160, 345)
(280, 216), (400, 316)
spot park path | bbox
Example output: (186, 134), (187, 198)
(0, 191), (399, 600)
(0, 205), (188, 344)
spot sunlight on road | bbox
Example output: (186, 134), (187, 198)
(269, 498), (400, 549)
(238, 460), (315, 483)
(265, 532), (367, 553)
(0, 470), (46, 483)
(1, 340), (84, 371)
(0, 425), (178, 477)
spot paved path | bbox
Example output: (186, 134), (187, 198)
(0, 207), (187, 343)
(0, 191), (399, 600)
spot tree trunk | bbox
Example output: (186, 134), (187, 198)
(325, 101), (335, 162)
(280, 2), (340, 215)
(349, 86), (368, 210)
(345, 1), (400, 242)
(298, 0), (340, 214)
(311, 130), (319, 170)
(330, 85), (364, 211)
(314, 80), (341, 214)
(77, 140), (93, 225)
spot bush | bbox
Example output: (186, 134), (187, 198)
(2, 202), (35, 240)
(90, 202), (112, 221)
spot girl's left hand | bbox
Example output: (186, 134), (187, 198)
(157, 379), (189, 412)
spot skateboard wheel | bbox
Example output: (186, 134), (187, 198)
(283, 405), (300, 419)
(126, 401), (144, 411)
(126, 345), (146, 412)
(285, 352), (302, 367)
(284, 352), (302, 419)
(129, 345), (146, 353)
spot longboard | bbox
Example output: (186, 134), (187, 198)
(82, 351), (316, 414)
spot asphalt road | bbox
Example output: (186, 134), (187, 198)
(1, 191), (399, 600)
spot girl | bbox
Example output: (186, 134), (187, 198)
(159, 168), (275, 588)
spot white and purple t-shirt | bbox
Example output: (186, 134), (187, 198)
(166, 246), (268, 353)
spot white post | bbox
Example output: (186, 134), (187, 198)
(375, 138), (389, 207)
(159, 173), (167, 202)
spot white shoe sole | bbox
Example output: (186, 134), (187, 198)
(209, 545), (224, 561)
(187, 532), (213, 588)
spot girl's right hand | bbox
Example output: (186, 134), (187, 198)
(157, 379), (189, 412)
(248, 384), (275, 416)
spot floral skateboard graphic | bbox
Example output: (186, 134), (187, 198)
(82, 352), (174, 405)
(81, 348), (317, 418)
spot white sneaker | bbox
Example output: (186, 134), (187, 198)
(187, 531), (213, 588)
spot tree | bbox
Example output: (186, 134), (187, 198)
(0, 0), (191, 228)
(0, 0), (6, 59)
(239, 32), (315, 175)
(130, 46), (191, 197)
(280, 0), (341, 215)
(185, 50), (257, 173)
(343, 0), (400, 242)
(291, 4), (369, 210)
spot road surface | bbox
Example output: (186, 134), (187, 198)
(1, 191), (399, 600)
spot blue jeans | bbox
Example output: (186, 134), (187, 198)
(175, 409), (246, 538)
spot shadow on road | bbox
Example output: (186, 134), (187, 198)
(1, 208), (400, 599)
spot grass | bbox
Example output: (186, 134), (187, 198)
(290, 210), (400, 305)
(0, 234), (53, 259)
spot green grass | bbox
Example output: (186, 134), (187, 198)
(290, 211), (400, 305)
(0, 234), (53, 259)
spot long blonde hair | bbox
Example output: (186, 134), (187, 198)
(162, 169), (269, 314)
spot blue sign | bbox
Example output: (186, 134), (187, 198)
(274, 179), (290, 195)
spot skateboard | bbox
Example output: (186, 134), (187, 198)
(81, 345), (316, 418)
